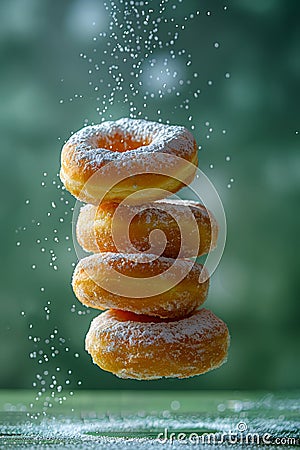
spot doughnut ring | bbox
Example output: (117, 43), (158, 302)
(76, 199), (218, 259)
(60, 118), (198, 204)
(85, 308), (230, 380)
(72, 252), (209, 319)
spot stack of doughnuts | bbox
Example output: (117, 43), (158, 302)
(60, 118), (229, 380)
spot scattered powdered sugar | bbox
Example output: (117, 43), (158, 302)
(85, 308), (229, 379)
(66, 117), (195, 169)
(82, 199), (212, 229)
(119, 198), (210, 222)
(156, 198), (209, 216)
(76, 198), (217, 258)
(89, 308), (227, 346)
(75, 251), (200, 276)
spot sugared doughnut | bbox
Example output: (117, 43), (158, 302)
(72, 252), (209, 319)
(60, 118), (198, 204)
(85, 308), (229, 380)
(76, 199), (218, 259)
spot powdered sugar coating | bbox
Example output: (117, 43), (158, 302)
(67, 117), (196, 169)
(74, 251), (196, 272)
(112, 198), (212, 226)
(85, 308), (230, 379)
(60, 118), (198, 204)
(76, 199), (218, 258)
(72, 252), (209, 318)
(88, 308), (226, 345)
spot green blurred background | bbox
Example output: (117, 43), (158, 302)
(0, 0), (299, 392)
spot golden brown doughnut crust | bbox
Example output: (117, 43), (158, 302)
(60, 118), (198, 204)
(72, 252), (209, 319)
(85, 309), (230, 379)
(76, 199), (218, 259)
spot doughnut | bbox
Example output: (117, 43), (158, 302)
(60, 118), (198, 204)
(85, 308), (230, 380)
(60, 115), (229, 380)
(76, 199), (218, 259)
(72, 252), (209, 319)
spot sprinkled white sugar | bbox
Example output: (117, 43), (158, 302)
(77, 199), (217, 258)
(66, 118), (195, 169)
(88, 309), (226, 347)
(116, 198), (209, 219)
(85, 309), (229, 379)
(129, 200), (211, 227)
(89, 200), (213, 234)
(156, 198), (209, 213)
(75, 251), (199, 276)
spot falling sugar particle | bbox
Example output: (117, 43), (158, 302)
(171, 400), (181, 410)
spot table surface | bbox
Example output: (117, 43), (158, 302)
(0, 390), (299, 449)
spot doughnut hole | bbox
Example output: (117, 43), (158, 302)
(97, 134), (151, 153)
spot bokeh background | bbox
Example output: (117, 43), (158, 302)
(1, 0), (299, 392)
